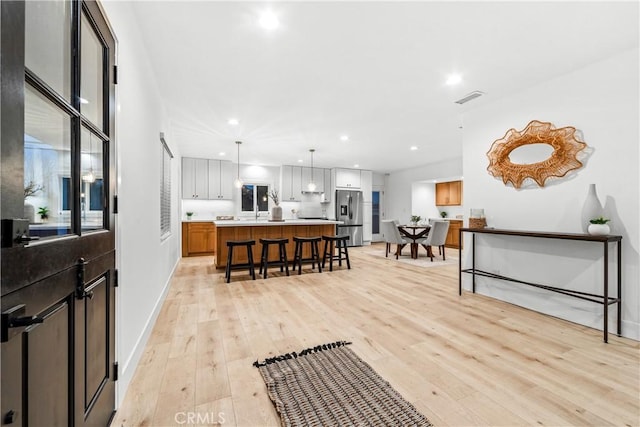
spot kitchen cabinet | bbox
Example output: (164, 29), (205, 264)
(208, 159), (233, 200)
(323, 169), (332, 202)
(182, 222), (216, 257)
(361, 170), (373, 202)
(301, 166), (324, 194)
(436, 180), (463, 206)
(335, 168), (361, 188)
(445, 219), (463, 249)
(182, 157), (208, 199)
(281, 165), (303, 201)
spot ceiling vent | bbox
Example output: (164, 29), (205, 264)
(454, 91), (484, 105)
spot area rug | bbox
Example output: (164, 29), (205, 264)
(366, 247), (458, 269)
(254, 341), (433, 427)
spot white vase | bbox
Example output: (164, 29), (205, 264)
(271, 205), (282, 221)
(588, 223), (610, 236)
(24, 203), (35, 223)
(580, 184), (603, 233)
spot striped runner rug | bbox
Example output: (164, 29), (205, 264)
(254, 341), (433, 427)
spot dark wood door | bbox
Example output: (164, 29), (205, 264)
(1, 1), (117, 425)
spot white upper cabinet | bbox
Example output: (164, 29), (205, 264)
(281, 165), (303, 201)
(208, 159), (233, 200)
(182, 157), (208, 199)
(301, 166), (324, 194)
(323, 169), (332, 202)
(335, 168), (361, 188)
(360, 170), (373, 202)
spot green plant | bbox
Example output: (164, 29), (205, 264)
(186, 211), (194, 217)
(590, 216), (610, 224)
(269, 189), (280, 206)
(410, 215), (421, 224)
(440, 211), (448, 218)
(37, 206), (49, 220)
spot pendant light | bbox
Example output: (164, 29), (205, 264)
(234, 141), (243, 188)
(307, 148), (316, 191)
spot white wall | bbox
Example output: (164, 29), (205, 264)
(462, 48), (639, 339)
(385, 157), (462, 224)
(101, 1), (182, 404)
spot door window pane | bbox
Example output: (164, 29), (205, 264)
(81, 12), (104, 129)
(81, 128), (104, 231)
(25, 0), (72, 100)
(24, 84), (72, 238)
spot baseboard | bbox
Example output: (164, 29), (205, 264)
(115, 257), (179, 407)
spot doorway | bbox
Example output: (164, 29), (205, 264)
(372, 190), (384, 242)
(1, 1), (117, 425)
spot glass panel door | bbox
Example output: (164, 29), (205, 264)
(25, 0), (72, 100)
(24, 84), (72, 238)
(80, 11), (105, 129)
(81, 128), (104, 231)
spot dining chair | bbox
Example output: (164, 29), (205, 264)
(417, 220), (450, 261)
(381, 220), (410, 259)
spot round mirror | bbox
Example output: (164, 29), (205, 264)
(508, 143), (554, 164)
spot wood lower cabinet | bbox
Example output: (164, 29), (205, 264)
(445, 220), (463, 249)
(182, 222), (216, 257)
(214, 224), (336, 268)
(436, 180), (463, 206)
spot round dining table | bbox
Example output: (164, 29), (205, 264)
(397, 224), (432, 259)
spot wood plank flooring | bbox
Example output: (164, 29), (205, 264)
(111, 244), (640, 426)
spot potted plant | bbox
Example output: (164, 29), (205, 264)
(440, 211), (448, 218)
(186, 212), (194, 220)
(37, 206), (49, 222)
(410, 215), (421, 225)
(588, 216), (610, 235)
(269, 189), (283, 221)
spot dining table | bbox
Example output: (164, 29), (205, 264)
(397, 224), (432, 259)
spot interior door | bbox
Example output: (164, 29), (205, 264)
(1, 1), (117, 426)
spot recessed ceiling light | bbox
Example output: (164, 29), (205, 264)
(219, 152), (226, 156)
(298, 159), (303, 163)
(340, 135), (349, 141)
(259, 11), (279, 30)
(446, 74), (462, 86)
(410, 146), (418, 151)
(228, 118), (239, 126)
(353, 164), (359, 168)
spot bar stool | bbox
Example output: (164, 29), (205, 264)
(292, 236), (322, 275)
(225, 240), (256, 283)
(259, 238), (290, 279)
(321, 235), (351, 271)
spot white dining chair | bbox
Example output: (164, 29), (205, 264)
(381, 220), (410, 259)
(417, 220), (450, 261)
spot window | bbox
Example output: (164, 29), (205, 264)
(160, 134), (173, 239)
(241, 184), (269, 212)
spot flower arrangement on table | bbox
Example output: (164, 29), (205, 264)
(410, 215), (421, 225)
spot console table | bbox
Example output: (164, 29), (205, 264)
(458, 228), (622, 343)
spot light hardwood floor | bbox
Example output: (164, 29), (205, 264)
(112, 244), (640, 427)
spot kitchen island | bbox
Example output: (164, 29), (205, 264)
(212, 219), (341, 269)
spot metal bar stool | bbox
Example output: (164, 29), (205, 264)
(292, 236), (322, 275)
(259, 238), (290, 279)
(321, 235), (351, 271)
(225, 240), (256, 283)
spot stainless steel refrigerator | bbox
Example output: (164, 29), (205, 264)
(335, 189), (363, 246)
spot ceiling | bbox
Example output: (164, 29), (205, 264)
(129, 1), (638, 173)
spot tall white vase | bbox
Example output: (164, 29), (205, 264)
(580, 184), (603, 233)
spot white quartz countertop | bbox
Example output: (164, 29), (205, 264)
(212, 219), (341, 227)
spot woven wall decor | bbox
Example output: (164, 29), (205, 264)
(486, 120), (587, 188)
